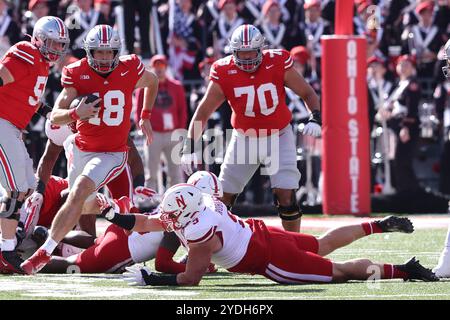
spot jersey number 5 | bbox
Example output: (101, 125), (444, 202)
(234, 83), (279, 117)
(28, 76), (48, 107)
(89, 90), (125, 126)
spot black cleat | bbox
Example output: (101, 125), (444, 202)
(374, 215), (414, 233)
(396, 257), (439, 282)
(0, 250), (25, 274)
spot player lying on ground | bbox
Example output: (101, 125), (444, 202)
(100, 182), (437, 286)
(21, 24), (159, 275)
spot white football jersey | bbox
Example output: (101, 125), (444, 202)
(128, 231), (164, 263)
(179, 195), (253, 269)
(45, 119), (73, 146)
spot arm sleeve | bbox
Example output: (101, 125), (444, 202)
(186, 225), (217, 245)
(1, 55), (31, 82)
(61, 66), (75, 88)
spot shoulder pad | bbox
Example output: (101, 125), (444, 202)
(10, 41), (40, 65)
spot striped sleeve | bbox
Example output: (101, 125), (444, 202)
(284, 55), (293, 70)
(209, 64), (219, 81)
(187, 226), (217, 244)
(137, 59), (145, 76)
(61, 66), (75, 87)
(11, 47), (34, 65)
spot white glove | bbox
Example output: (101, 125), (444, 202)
(302, 122), (321, 137)
(133, 186), (157, 201)
(180, 153), (199, 176)
(122, 265), (151, 286)
(301, 110), (322, 137)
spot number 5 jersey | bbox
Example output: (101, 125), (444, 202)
(0, 41), (50, 130)
(61, 54), (145, 152)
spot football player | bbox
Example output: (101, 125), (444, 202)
(0, 16), (69, 273)
(21, 24), (158, 274)
(101, 183), (437, 286)
(434, 39), (450, 278)
(181, 24), (321, 233)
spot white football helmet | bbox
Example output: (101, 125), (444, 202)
(32, 16), (70, 62)
(159, 184), (205, 232)
(442, 39), (450, 78)
(187, 171), (223, 198)
(84, 24), (122, 73)
(45, 119), (73, 147)
(229, 24), (265, 72)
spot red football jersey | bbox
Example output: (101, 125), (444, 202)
(210, 49), (293, 134)
(61, 54), (145, 152)
(38, 175), (69, 228)
(0, 41), (49, 129)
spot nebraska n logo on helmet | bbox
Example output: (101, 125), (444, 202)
(84, 25), (122, 74)
(32, 16), (70, 62)
(442, 39), (450, 78)
(229, 24), (265, 73)
(159, 184), (206, 232)
(187, 171), (223, 198)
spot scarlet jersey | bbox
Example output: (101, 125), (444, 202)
(210, 49), (294, 133)
(0, 41), (49, 129)
(61, 54), (145, 152)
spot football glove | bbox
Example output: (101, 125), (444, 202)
(133, 186), (157, 201)
(123, 265), (150, 286)
(302, 110), (322, 137)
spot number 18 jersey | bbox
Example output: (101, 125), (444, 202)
(210, 49), (293, 134)
(62, 54), (145, 152)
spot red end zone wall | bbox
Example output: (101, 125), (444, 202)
(321, 36), (371, 215)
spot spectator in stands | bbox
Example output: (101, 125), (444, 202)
(65, 0), (108, 59)
(208, 0), (244, 56)
(259, 0), (297, 50)
(135, 55), (187, 193)
(376, 55), (421, 193)
(168, 0), (202, 81)
(0, 0), (20, 58)
(401, 1), (445, 78)
(298, 0), (332, 78)
(22, 0), (49, 39)
(94, 0), (115, 26)
(123, 0), (151, 58)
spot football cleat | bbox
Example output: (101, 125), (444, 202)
(374, 216), (414, 233)
(20, 249), (51, 275)
(396, 257), (439, 282)
(0, 250), (25, 274)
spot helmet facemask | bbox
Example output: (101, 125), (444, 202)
(34, 37), (70, 62)
(87, 49), (120, 74)
(232, 48), (263, 73)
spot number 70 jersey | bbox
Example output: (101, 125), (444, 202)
(210, 49), (294, 134)
(62, 54), (145, 152)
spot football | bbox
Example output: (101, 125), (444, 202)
(69, 94), (100, 110)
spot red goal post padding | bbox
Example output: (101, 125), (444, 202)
(321, 35), (371, 216)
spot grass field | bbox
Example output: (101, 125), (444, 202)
(0, 215), (449, 300)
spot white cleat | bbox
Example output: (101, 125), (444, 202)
(433, 248), (450, 278)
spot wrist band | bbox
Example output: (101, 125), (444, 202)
(69, 108), (80, 121)
(141, 109), (152, 119)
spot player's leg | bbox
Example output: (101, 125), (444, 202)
(331, 256), (438, 282)
(317, 216), (414, 256)
(218, 130), (259, 210)
(22, 149), (128, 274)
(434, 223), (450, 278)
(105, 165), (133, 200)
(162, 133), (183, 187)
(268, 125), (302, 232)
(73, 224), (132, 273)
(0, 125), (36, 273)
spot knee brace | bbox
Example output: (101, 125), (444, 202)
(0, 191), (23, 220)
(274, 191), (302, 221)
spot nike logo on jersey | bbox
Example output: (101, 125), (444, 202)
(121, 71), (129, 76)
(266, 65), (274, 70)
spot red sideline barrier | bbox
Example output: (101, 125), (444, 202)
(321, 36), (371, 216)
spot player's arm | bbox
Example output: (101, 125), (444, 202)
(0, 63), (15, 86)
(136, 69), (158, 145)
(50, 87), (101, 125)
(127, 136), (145, 187)
(284, 67), (320, 113)
(35, 140), (63, 193)
(176, 239), (216, 286)
(101, 208), (165, 233)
